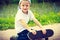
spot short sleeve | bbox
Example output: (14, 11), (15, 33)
(15, 10), (24, 21)
(29, 10), (35, 20)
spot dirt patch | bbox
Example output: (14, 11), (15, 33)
(0, 29), (17, 40)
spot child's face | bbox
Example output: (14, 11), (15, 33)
(20, 1), (30, 13)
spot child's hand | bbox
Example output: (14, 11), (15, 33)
(37, 26), (46, 34)
(31, 30), (37, 35)
(41, 28), (46, 34)
(29, 29), (37, 35)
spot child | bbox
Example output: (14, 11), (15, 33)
(15, 0), (46, 40)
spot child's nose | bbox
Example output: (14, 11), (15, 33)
(24, 6), (27, 9)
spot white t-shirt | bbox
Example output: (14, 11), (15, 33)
(15, 9), (34, 33)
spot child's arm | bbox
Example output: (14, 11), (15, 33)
(19, 19), (36, 35)
(32, 17), (42, 28)
(32, 17), (46, 34)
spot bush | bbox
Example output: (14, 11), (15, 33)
(0, 17), (14, 30)
(0, 12), (60, 30)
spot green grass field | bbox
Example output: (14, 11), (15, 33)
(0, 3), (60, 30)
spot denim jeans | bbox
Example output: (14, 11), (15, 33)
(17, 30), (30, 40)
(17, 29), (54, 40)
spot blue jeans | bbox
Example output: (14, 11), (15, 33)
(17, 29), (54, 40)
(17, 30), (30, 40)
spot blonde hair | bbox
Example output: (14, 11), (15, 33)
(19, 0), (31, 5)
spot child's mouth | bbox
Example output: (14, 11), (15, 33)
(24, 9), (27, 10)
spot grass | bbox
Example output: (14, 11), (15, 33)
(0, 3), (60, 30)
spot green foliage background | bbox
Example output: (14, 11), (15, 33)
(0, 2), (60, 30)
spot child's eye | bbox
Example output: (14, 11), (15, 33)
(22, 5), (24, 6)
(26, 5), (28, 7)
